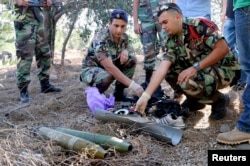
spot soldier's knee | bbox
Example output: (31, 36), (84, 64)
(127, 56), (137, 68)
(96, 77), (113, 93)
(132, 56), (137, 65)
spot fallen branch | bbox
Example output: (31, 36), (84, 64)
(4, 104), (30, 117)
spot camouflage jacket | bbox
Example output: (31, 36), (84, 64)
(82, 28), (133, 69)
(138, 0), (170, 22)
(162, 17), (240, 74)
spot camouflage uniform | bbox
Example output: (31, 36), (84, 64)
(14, 6), (51, 89)
(138, 0), (169, 70)
(80, 28), (137, 93)
(163, 18), (240, 103)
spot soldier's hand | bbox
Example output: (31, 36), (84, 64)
(45, 0), (52, 7)
(177, 67), (197, 85)
(16, 0), (28, 6)
(119, 49), (128, 65)
(129, 81), (144, 97)
(134, 23), (142, 34)
(135, 92), (151, 116)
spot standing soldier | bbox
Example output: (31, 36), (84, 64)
(80, 9), (144, 102)
(14, 0), (61, 103)
(133, 0), (170, 99)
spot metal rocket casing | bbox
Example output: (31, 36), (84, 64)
(53, 127), (133, 153)
(37, 127), (107, 159)
(94, 108), (183, 145)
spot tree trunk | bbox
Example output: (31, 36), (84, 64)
(61, 14), (78, 66)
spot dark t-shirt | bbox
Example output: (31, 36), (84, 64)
(226, 0), (234, 19)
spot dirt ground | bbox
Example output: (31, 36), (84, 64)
(0, 50), (247, 166)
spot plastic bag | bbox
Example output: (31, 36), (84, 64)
(85, 87), (115, 115)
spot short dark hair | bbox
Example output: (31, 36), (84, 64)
(110, 9), (128, 23)
(157, 3), (182, 17)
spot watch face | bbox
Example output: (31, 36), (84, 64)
(193, 62), (200, 70)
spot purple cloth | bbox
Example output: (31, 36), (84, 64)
(85, 87), (115, 115)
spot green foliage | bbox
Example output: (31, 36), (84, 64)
(79, 27), (92, 43)
(87, 0), (132, 27)
(68, 28), (88, 50)
(0, 54), (20, 66)
(0, 1), (25, 46)
(55, 28), (86, 51)
(78, 0), (133, 43)
(0, 2), (23, 66)
(127, 29), (142, 54)
(0, 11), (16, 47)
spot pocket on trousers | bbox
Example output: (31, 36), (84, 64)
(81, 68), (95, 85)
(217, 66), (235, 87)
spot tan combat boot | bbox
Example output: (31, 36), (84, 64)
(216, 128), (250, 145)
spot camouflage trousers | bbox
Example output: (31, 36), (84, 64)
(14, 21), (51, 89)
(166, 65), (236, 103)
(140, 21), (167, 71)
(80, 56), (137, 93)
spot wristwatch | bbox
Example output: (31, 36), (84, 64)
(193, 62), (201, 71)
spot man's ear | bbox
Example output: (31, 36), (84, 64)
(108, 20), (112, 26)
(176, 13), (182, 20)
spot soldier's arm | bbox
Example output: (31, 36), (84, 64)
(221, 0), (227, 22)
(133, 0), (139, 25)
(199, 39), (229, 71)
(177, 38), (229, 85)
(133, 0), (142, 34)
(144, 60), (171, 96)
(100, 57), (132, 87)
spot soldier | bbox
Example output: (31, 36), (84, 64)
(133, 0), (169, 99)
(135, 3), (240, 120)
(14, 0), (61, 103)
(80, 9), (144, 102)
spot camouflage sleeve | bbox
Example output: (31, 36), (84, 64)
(161, 38), (176, 64)
(92, 41), (109, 62)
(91, 30), (110, 62)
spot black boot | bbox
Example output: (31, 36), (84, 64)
(40, 80), (62, 93)
(19, 83), (31, 103)
(210, 94), (230, 120)
(114, 83), (134, 102)
(181, 97), (205, 111)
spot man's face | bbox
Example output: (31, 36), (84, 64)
(109, 19), (127, 40)
(158, 11), (182, 36)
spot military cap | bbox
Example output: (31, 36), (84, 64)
(111, 9), (128, 22)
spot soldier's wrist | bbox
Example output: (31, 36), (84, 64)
(193, 62), (201, 71)
(141, 92), (151, 100)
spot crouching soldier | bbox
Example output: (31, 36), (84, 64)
(135, 3), (240, 120)
(80, 9), (144, 102)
